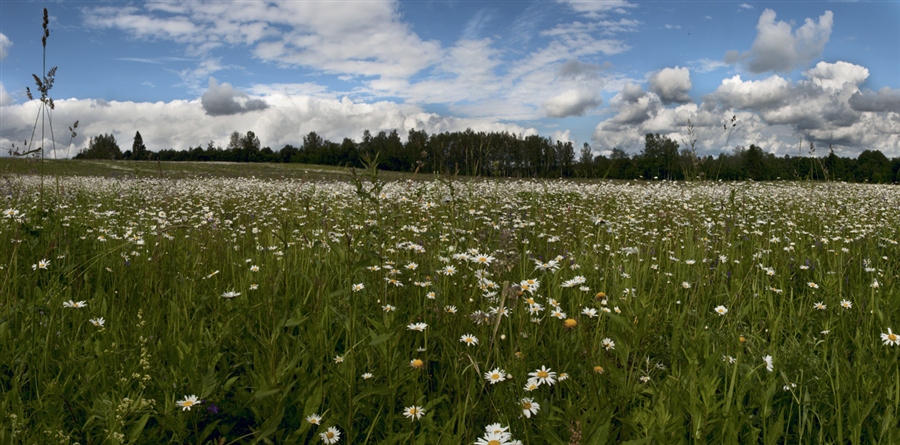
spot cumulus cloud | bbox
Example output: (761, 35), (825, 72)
(848, 87), (900, 113)
(0, 83), (11, 107)
(803, 61), (869, 90)
(543, 88), (603, 117)
(649, 67), (692, 104)
(0, 33), (10, 60)
(591, 60), (900, 157)
(730, 9), (833, 73)
(201, 77), (268, 116)
(0, 92), (536, 159)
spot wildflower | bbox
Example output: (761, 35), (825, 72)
(402, 405), (425, 421)
(382, 304), (396, 312)
(89, 317), (105, 327)
(426, 291), (436, 299)
(484, 368), (507, 384)
(723, 355), (736, 364)
(558, 372), (569, 381)
(581, 307), (598, 318)
(681, 282), (691, 289)
(320, 426), (341, 444)
(882, 328), (900, 346)
(444, 305), (457, 314)
(407, 322), (427, 332)
(551, 309), (566, 319)
(714, 305), (728, 316)
(593, 366), (605, 374)
(840, 299), (852, 309)
(334, 355), (344, 363)
(523, 379), (539, 391)
(564, 318), (577, 329)
(306, 413), (322, 425)
(520, 397), (540, 418)
(361, 372), (373, 380)
(410, 358), (425, 369)
(813, 302), (826, 310)
(441, 265), (457, 276)
(528, 366), (557, 386)
(33, 258), (50, 270)
(351, 283), (365, 292)
(475, 431), (511, 445)
(601, 338), (615, 350)
(763, 355), (773, 372)
(176, 395), (201, 411)
(250, 265), (259, 272)
(807, 282), (819, 289)
(221, 290), (240, 298)
(63, 300), (87, 308)
(471, 253), (495, 265)
(460, 334), (479, 346)
(384, 277), (403, 287)
(639, 376), (651, 383)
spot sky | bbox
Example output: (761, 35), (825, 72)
(1, 0), (899, 160)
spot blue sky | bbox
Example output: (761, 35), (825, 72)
(1, 1), (898, 159)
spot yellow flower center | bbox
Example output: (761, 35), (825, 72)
(564, 318), (577, 328)
(491, 373), (500, 379)
(537, 370), (549, 378)
(890, 333), (898, 342)
(488, 441), (501, 445)
(522, 401), (532, 409)
(325, 431), (335, 439)
(411, 359), (424, 368)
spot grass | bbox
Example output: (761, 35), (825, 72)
(1, 162), (899, 444)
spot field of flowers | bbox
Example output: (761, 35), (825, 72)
(2, 170), (899, 444)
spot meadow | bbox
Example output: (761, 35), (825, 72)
(1, 163), (899, 444)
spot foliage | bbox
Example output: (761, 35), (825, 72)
(75, 133), (123, 160)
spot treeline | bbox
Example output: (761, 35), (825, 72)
(75, 129), (900, 183)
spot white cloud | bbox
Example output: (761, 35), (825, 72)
(803, 61), (869, 91)
(85, 1), (443, 80)
(0, 93), (535, 159)
(649, 67), (692, 104)
(730, 9), (834, 73)
(590, 60), (900, 157)
(0, 33), (11, 60)
(849, 87), (900, 113)
(0, 83), (11, 107)
(543, 88), (603, 117)
(201, 77), (268, 116)
(712, 75), (792, 110)
(739, 3), (754, 10)
(558, 0), (637, 18)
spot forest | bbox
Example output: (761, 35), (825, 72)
(74, 128), (899, 183)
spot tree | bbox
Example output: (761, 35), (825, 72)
(75, 133), (123, 160)
(130, 131), (148, 160)
(640, 133), (680, 179)
(578, 142), (594, 177)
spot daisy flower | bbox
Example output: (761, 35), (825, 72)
(763, 355), (774, 372)
(528, 366), (557, 386)
(320, 426), (341, 444)
(89, 317), (105, 327)
(176, 395), (201, 411)
(460, 334), (479, 346)
(601, 338), (615, 350)
(882, 328), (900, 346)
(714, 305), (728, 316)
(221, 290), (240, 298)
(402, 405), (425, 421)
(484, 368), (507, 384)
(305, 413), (322, 425)
(63, 300), (87, 308)
(351, 283), (365, 292)
(407, 322), (427, 332)
(581, 307), (598, 318)
(840, 299), (852, 309)
(813, 302), (826, 310)
(520, 397), (540, 418)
